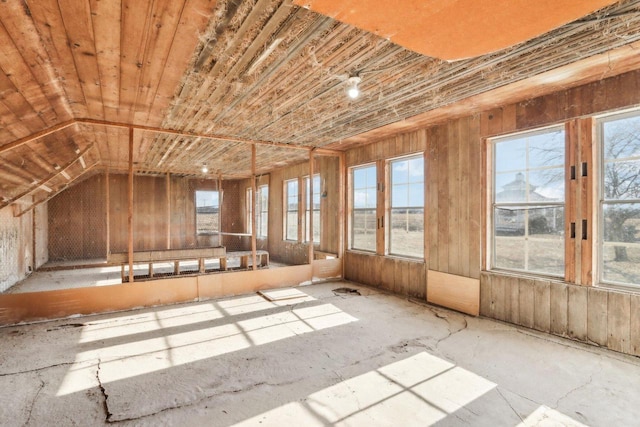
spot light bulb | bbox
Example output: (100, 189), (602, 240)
(347, 76), (361, 99)
(202, 165), (208, 174)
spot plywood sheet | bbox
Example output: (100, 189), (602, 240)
(427, 270), (479, 316)
(294, 0), (617, 60)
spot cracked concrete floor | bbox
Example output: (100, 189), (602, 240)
(0, 281), (639, 426)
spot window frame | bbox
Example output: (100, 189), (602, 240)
(596, 109), (640, 289)
(246, 187), (253, 234)
(284, 178), (299, 241)
(349, 163), (378, 253)
(195, 189), (220, 235)
(489, 124), (567, 279)
(387, 154), (425, 259)
(304, 174), (321, 244)
(256, 184), (269, 239)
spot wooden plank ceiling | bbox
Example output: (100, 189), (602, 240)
(2, 0), (640, 209)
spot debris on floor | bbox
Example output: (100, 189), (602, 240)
(332, 287), (361, 296)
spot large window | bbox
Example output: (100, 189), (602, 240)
(305, 174), (321, 243)
(599, 112), (640, 287)
(389, 155), (424, 258)
(492, 127), (565, 276)
(285, 179), (299, 241)
(257, 184), (268, 238)
(195, 190), (219, 234)
(351, 164), (377, 252)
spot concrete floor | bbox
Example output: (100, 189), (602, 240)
(0, 281), (638, 426)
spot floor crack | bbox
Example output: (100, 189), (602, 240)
(497, 387), (525, 423)
(96, 359), (113, 423)
(24, 372), (45, 426)
(0, 361), (76, 377)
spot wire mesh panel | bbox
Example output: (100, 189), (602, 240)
(48, 173), (106, 262)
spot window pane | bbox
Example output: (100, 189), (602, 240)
(495, 138), (526, 172)
(527, 130), (565, 169)
(351, 165), (377, 251)
(352, 209), (376, 251)
(389, 156), (424, 258)
(528, 169), (565, 201)
(602, 203), (640, 285)
(389, 208), (424, 258)
(286, 212), (298, 240)
(493, 206), (564, 276)
(604, 160), (640, 200)
(195, 190), (219, 233)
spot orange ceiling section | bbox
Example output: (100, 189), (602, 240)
(293, 0), (620, 60)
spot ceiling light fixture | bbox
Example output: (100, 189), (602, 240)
(347, 76), (361, 99)
(202, 165), (208, 174)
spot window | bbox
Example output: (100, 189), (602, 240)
(599, 112), (640, 287)
(389, 155), (424, 258)
(285, 179), (299, 241)
(257, 184), (268, 238)
(246, 188), (253, 234)
(195, 190), (219, 234)
(492, 127), (565, 277)
(305, 174), (321, 243)
(351, 164), (377, 251)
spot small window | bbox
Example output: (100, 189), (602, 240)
(389, 155), (424, 258)
(257, 185), (269, 238)
(598, 112), (640, 287)
(195, 190), (219, 234)
(305, 174), (321, 243)
(491, 127), (565, 277)
(285, 179), (299, 241)
(246, 188), (253, 234)
(351, 164), (377, 252)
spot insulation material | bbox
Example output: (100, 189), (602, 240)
(0, 200), (33, 293)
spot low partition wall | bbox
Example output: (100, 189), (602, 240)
(344, 251), (426, 300)
(480, 270), (640, 357)
(0, 259), (342, 326)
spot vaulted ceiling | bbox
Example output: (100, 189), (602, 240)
(3, 0), (640, 211)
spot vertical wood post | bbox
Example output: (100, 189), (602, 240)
(218, 172), (223, 248)
(31, 206), (36, 271)
(166, 172), (171, 249)
(251, 144), (257, 270)
(106, 168), (110, 257)
(128, 127), (134, 283)
(308, 150), (314, 264)
(339, 152), (346, 278)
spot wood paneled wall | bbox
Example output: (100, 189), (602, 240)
(477, 69), (640, 357)
(427, 116), (482, 279)
(344, 118), (481, 298)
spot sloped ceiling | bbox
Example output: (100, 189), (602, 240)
(2, 0), (640, 210)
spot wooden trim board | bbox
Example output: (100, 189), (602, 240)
(427, 270), (480, 316)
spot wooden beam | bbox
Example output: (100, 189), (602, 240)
(4, 145), (95, 211)
(251, 144), (257, 271)
(13, 163), (100, 217)
(128, 127), (134, 284)
(218, 172), (223, 249)
(0, 120), (75, 155)
(76, 118), (312, 151)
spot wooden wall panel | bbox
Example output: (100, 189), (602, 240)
(48, 174), (106, 260)
(48, 173), (236, 260)
(484, 271), (639, 357)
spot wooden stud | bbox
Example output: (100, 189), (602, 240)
(166, 173), (171, 249)
(579, 117), (594, 286)
(106, 168), (110, 256)
(128, 127), (134, 283)
(251, 144), (257, 270)
(308, 150), (314, 264)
